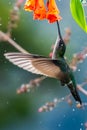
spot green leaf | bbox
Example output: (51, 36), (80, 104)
(70, 0), (87, 33)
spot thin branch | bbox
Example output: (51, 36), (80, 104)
(38, 81), (87, 112)
(17, 76), (46, 94)
(77, 84), (87, 96)
(0, 31), (29, 54)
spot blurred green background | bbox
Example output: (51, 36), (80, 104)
(0, 0), (87, 130)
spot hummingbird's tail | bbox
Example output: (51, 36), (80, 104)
(67, 84), (82, 104)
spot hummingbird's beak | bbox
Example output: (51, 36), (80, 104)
(56, 20), (62, 40)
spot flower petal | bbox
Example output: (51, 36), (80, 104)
(33, 0), (46, 20)
(24, 0), (36, 11)
(46, 0), (62, 23)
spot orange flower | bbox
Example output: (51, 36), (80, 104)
(24, 0), (36, 11)
(46, 0), (62, 23)
(33, 0), (46, 20)
(24, 0), (62, 23)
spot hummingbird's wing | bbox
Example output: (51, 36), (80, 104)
(4, 53), (64, 78)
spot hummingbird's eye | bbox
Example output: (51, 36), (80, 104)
(61, 44), (63, 47)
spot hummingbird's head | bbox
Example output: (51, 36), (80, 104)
(57, 39), (66, 57)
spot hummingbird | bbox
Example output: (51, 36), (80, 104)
(4, 21), (82, 104)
